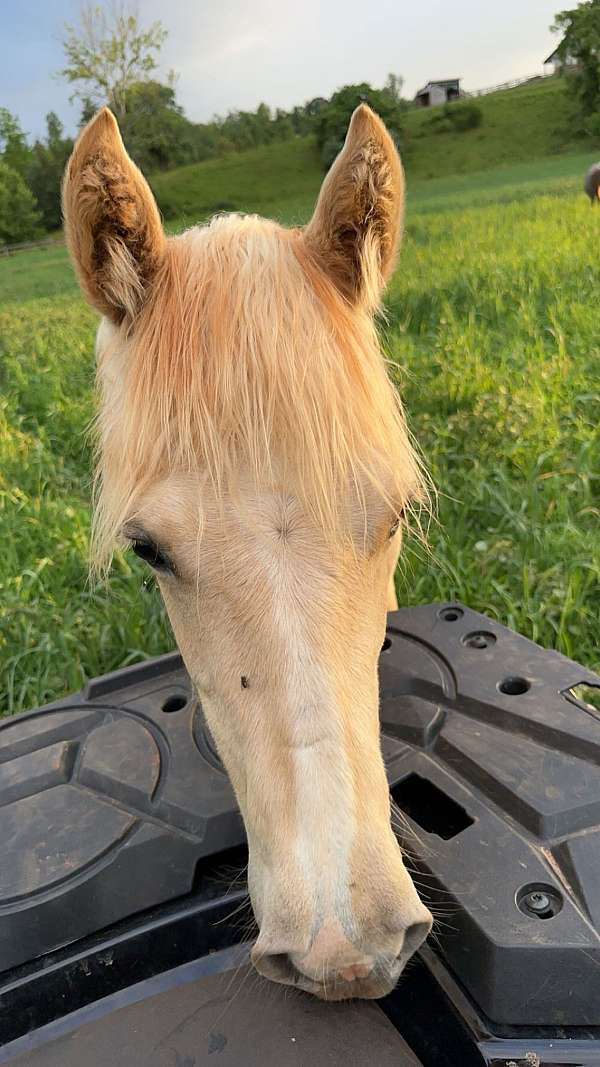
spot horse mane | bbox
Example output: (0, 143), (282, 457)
(93, 212), (427, 567)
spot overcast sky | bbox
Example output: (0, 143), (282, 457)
(3, 0), (563, 140)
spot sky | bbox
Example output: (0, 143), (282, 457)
(2, 0), (564, 141)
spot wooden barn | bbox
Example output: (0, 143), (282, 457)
(414, 78), (461, 107)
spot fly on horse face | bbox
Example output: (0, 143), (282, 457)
(62, 104), (433, 1001)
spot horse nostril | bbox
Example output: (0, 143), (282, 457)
(251, 949), (298, 986)
(398, 917), (432, 970)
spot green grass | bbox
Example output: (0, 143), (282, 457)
(0, 245), (77, 304)
(1, 136), (599, 714)
(407, 151), (598, 214)
(388, 188), (600, 658)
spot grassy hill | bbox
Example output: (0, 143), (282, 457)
(402, 75), (593, 178)
(146, 75), (598, 226)
(150, 136), (323, 225)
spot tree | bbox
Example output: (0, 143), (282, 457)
(304, 97), (328, 118)
(552, 1), (600, 113)
(0, 162), (41, 245)
(273, 108), (295, 141)
(60, 2), (168, 121)
(0, 109), (30, 177)
(117, 81), (197, 171)
(383, 73), (405, 105)
(26, 113), (73, 231)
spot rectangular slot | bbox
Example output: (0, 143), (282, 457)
(391, 774), (474, 840)
(192, 843), (249, 895)
(563, 683), (600, 718)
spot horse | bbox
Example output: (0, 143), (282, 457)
(584, 162), (600, 205)
(62, 103), (433, 1001)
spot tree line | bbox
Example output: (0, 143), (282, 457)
(0, 4), (410, 245)
(0, 80), (409, 246)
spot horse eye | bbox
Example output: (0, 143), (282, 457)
(130, 538), (170, 571)
(389, 504), (411, 539)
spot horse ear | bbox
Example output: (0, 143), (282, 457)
(305, 104), (404, 308)
(62, 107), (165, 323)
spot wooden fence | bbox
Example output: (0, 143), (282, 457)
(467, 71), (553, 98)
(1, 235), (65, 257)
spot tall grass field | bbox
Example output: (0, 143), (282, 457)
(1, 144), (599, 714)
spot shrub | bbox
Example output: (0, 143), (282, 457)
(447, 101), (483, 131)
(0, 162), (41, 245)
(423, 101), (483, 136)
(430, 117), (454, 135)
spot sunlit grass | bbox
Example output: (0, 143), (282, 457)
(388, 190), (599, 662)
(1, 153), (598, 713)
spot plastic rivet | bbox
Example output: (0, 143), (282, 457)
(526, 891), (550, 913)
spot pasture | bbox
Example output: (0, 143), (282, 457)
(1, 148), (599, 714)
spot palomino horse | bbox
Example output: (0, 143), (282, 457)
(62, 104), (432, 1000)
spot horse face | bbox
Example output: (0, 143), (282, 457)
(119, 470), (430, 998)
(64, 105), (432, 1000)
